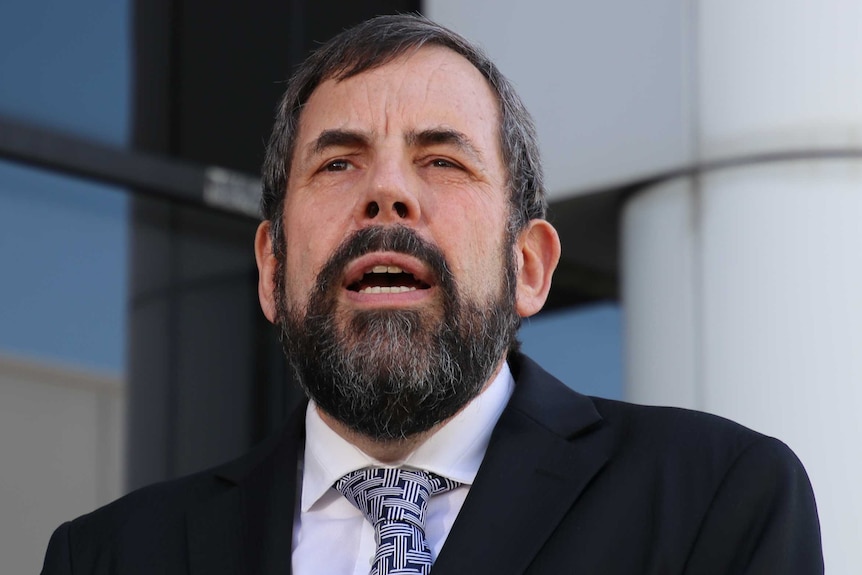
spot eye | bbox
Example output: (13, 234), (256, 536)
(429, 158), (462, 169)
(322, 159), (351, 172)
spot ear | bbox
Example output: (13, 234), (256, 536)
(254, 221), (279, 323)
(514, 219), (561, 318)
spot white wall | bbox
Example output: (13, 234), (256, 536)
(623, 3), (862, 572)
(0, 354), (125, 573)
(426, 0), (693, 199)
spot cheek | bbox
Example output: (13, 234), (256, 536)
(441, 217), (509, 292)
(280, 226), (316, 307)
(283, 236), (318, 297)
(283, 199), (341, 280)
(282, 217), (349, 302)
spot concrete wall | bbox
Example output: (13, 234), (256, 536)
(0, 355), (125, 573)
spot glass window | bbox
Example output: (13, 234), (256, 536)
(520, 303), (623, 399)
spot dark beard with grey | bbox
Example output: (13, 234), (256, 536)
(276, 225), (519, 441)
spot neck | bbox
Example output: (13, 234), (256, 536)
(318, 411), (440, 463)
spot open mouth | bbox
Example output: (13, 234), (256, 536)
(347, 264), (432, 294)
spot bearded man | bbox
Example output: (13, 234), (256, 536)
(42, 14), (822, 575)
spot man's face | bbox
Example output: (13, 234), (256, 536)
(267, 46), (521, 440)
(283, 45), (512, 317)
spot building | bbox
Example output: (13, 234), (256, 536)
(1, 1), (856, 572)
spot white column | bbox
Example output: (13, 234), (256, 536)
(623, 2), (862, 573)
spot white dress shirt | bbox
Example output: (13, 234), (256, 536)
(292, 363), (515, 575)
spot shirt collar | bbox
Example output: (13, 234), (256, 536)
(300, 362), (515, 512)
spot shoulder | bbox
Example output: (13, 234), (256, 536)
(53, 453), (246, 573)
(502, 354), (822, 571)
(509, 352), (806, 487)
(41, 468), (230, 574)
(590, 395), (805, 486)
(43, 414), (305, 573)
(69, 466), (228, 538)
(69, 419), (283, 532)
(593, 394), (766, 450)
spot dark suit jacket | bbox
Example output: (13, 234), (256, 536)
(42, 354), (823, 574)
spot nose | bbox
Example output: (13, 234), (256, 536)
(364, 199), (409, 219)
(358, 159), (420, 224)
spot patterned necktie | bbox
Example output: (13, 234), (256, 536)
(335, 467), (461, 575)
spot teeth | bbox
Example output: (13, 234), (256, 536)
(358, 286), (417, 294)
(357, 265), (418, 293)
(370, 265), (403, 274)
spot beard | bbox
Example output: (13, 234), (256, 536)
(275, 225), (520, 442)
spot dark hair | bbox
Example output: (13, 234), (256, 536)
(260, 13), (546, 250)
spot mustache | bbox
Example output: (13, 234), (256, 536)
(309, 225), (454, 299)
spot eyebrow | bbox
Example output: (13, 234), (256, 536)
(406, 128), (482, 162)
(307, 129), (371, 160)
(303, 127), (483, 165)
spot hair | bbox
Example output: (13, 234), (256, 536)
(260, 13), (546, 252)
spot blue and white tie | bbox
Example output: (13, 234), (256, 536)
(335, 467), (460, 575)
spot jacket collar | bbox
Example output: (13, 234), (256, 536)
(184, 353), (610, 575)
(432, 353), (610, 575)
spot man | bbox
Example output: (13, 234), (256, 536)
(42, 14), (822, 575)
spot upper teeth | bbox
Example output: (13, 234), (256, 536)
(371, 265), (403, 274)
(358, 264), (415, 293)
(359, 286), (417, 294)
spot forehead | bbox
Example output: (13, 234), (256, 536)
(294, 45), (502, 153)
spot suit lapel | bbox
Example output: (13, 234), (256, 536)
(184, 356), (608, 575)
(187, 405), (306, 575)
(433, 355), (611, 575)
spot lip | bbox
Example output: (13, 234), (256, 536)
(342, 251), (437, 307)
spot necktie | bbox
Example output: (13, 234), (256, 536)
(334, 467), (460, 575)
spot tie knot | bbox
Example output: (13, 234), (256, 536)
(335, 467), (460, 530)
(335, 468), (460, 575)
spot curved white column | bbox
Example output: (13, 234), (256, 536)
(625, 3), (862, 572)
(622, 177), (699, 409)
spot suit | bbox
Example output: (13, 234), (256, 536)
(42, 354), (823, 574)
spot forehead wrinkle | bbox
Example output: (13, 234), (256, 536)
(297, 47), (503, 175)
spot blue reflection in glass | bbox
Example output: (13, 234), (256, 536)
(519, 303), (623, 399)
(0, 161), (128, 374)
